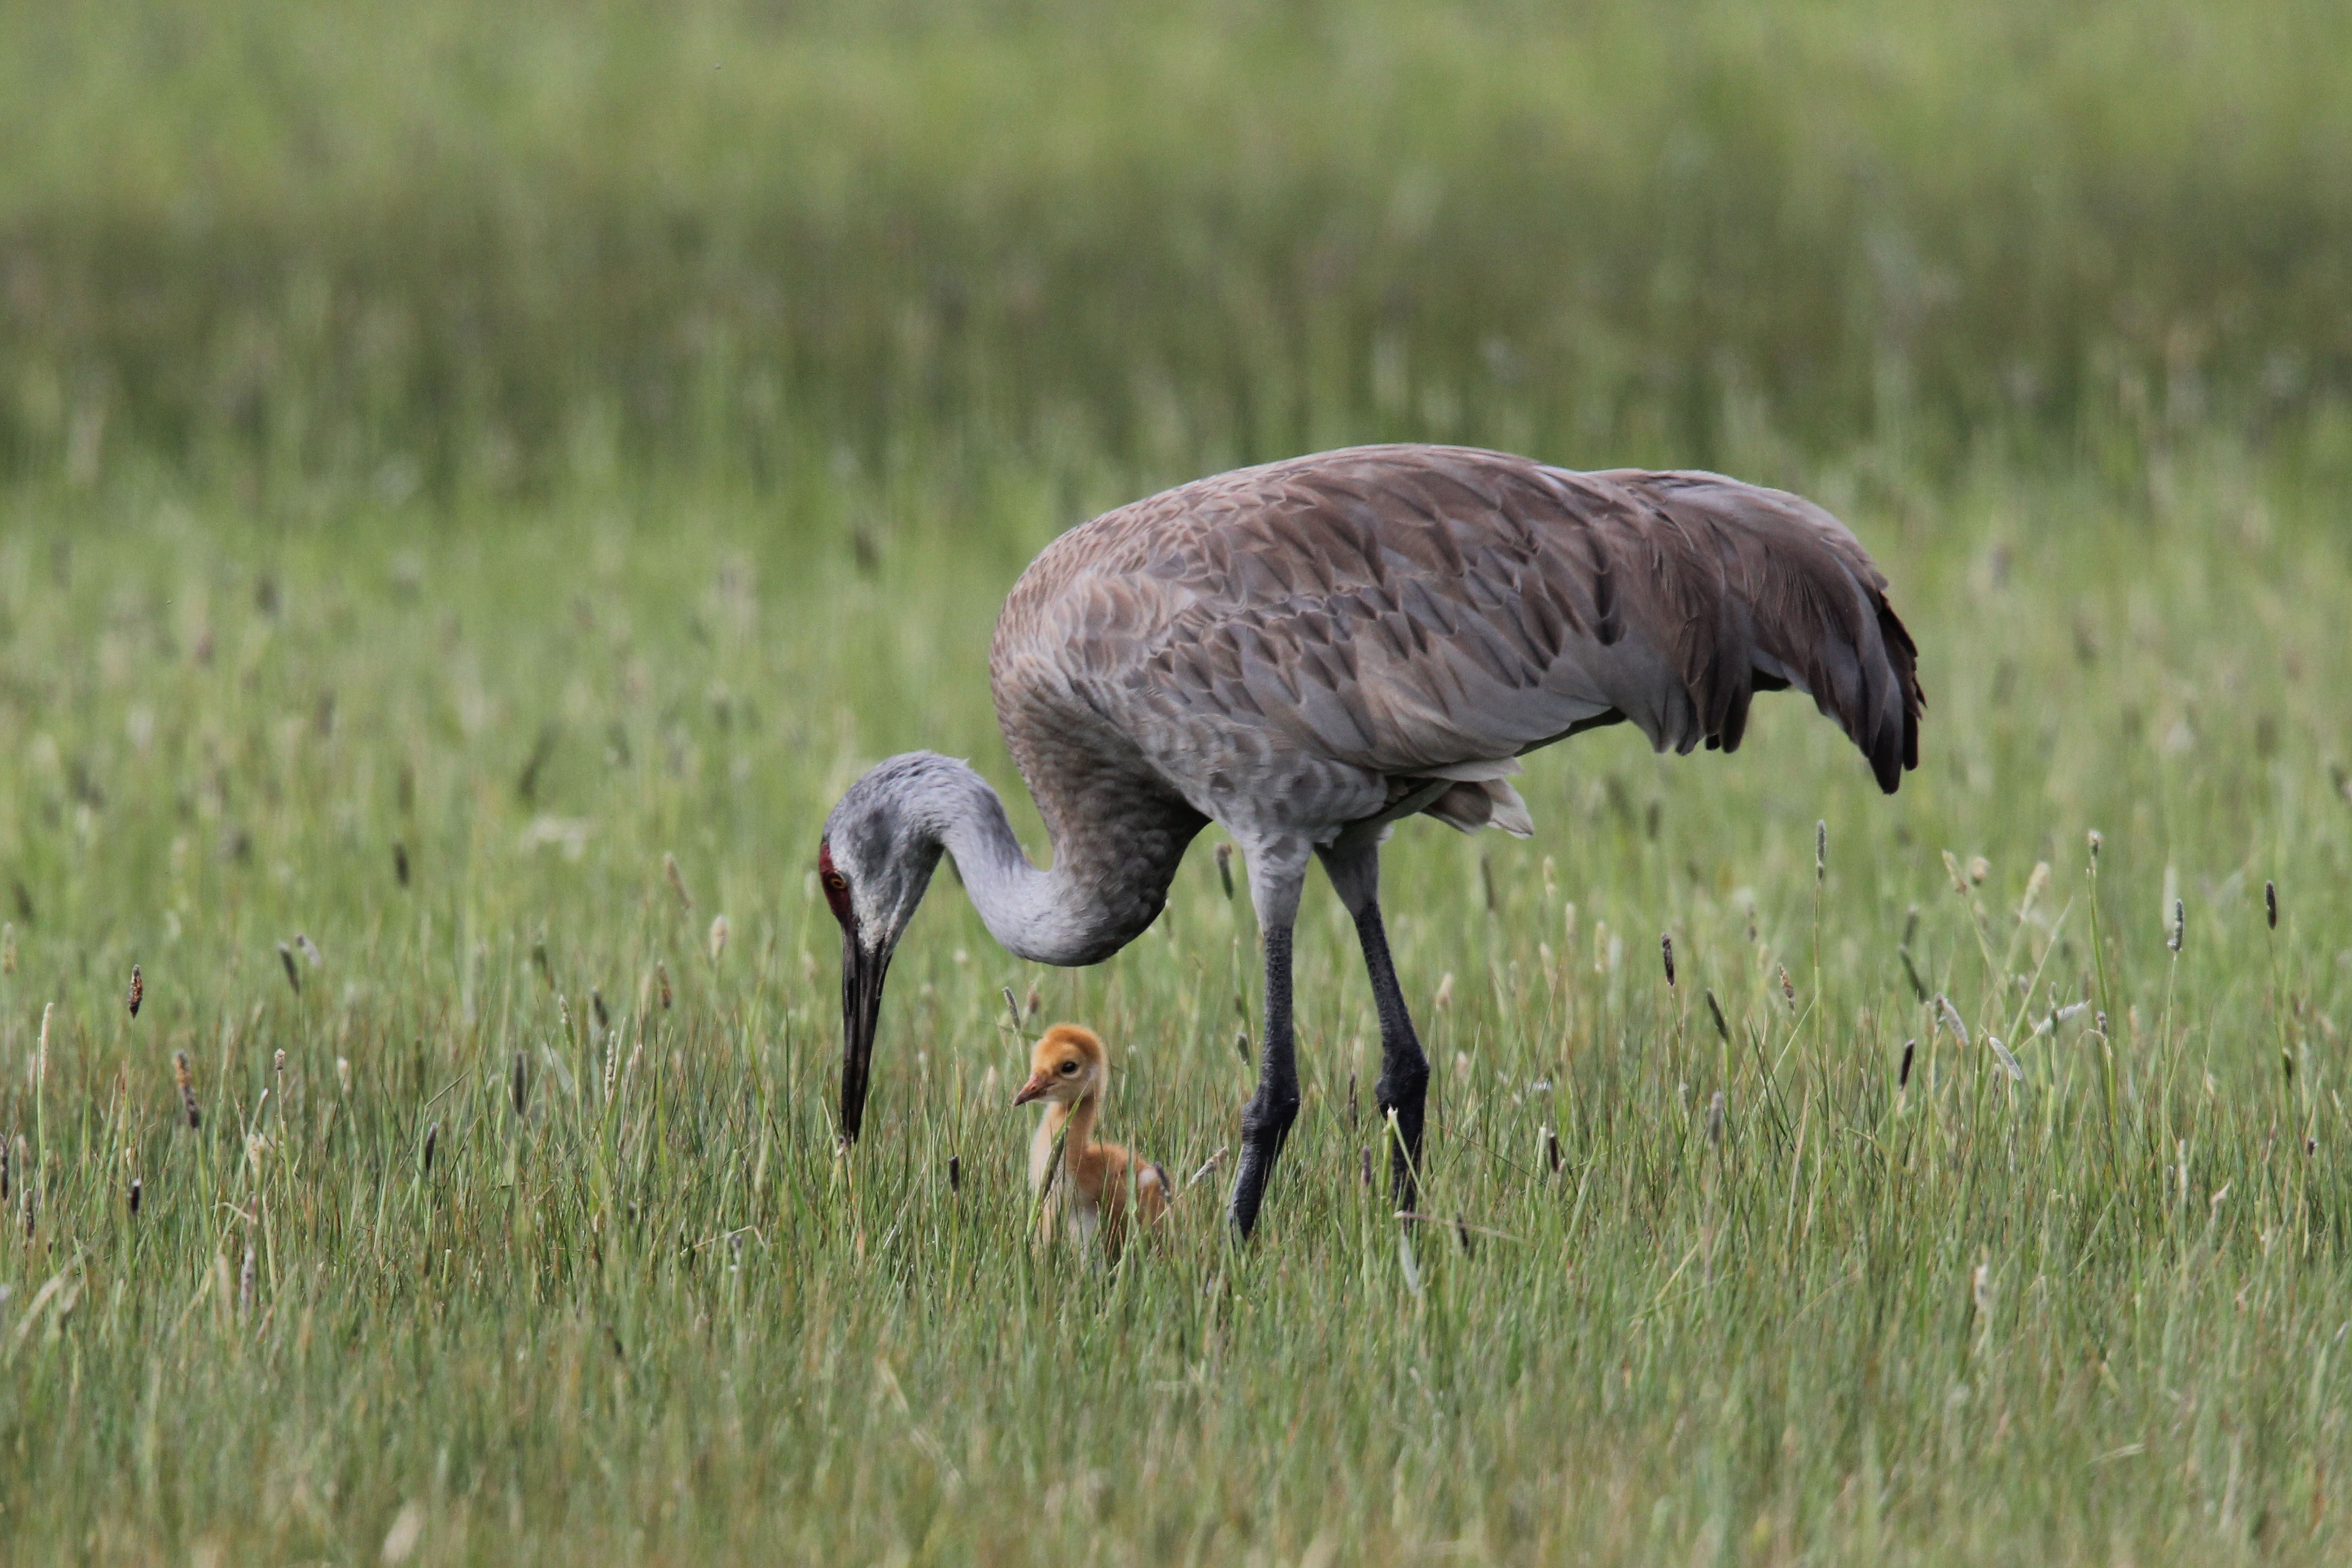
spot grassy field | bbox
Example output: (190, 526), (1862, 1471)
(6, 0), (2352, 1562)
(1, 439), (2349, 1564)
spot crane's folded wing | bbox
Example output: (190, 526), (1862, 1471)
(995, 445), (1922, 815)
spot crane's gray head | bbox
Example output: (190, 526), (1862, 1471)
(820, 752), (952, 1144)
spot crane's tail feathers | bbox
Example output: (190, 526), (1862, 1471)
(1422, 778), (1535, 838)
(1626, 472), (1924, 795)
(1484, 780), (1536, 836)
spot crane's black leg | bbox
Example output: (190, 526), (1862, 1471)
(1354, 900), (1429, 1209)
(1319, 838), (1429, 1211)
(1227, 919), (1299, 1241)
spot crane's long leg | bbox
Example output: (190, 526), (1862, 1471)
(1318, 838), (1428, 1210)
(1355, 900), (1428, 1209)
(1228, 852), (1306, 1241)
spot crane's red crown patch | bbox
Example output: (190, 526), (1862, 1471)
(817, 841), (855, 928)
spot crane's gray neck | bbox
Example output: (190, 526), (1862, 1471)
(896, 755), (1169, 967)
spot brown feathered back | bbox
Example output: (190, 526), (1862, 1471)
(991, 447), (1921, 848)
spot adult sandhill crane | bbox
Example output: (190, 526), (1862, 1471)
(1015, 1023), (1172, 1260)
(819, 444), (1922, 1239)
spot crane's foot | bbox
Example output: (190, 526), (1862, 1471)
(1226, 1092), (1299, 1241)
(1377, 1061), (1429, 1213)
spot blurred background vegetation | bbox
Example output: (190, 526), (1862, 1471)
(4, 0), (2349, 506)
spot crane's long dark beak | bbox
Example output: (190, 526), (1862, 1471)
(838, 932), (890, 1146)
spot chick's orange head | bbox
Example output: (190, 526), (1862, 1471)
(1013, 1024), (1106, 1106)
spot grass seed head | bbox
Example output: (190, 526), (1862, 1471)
(1660, 933), (1675, 988)
(239, 1246), (256, 1316)
(708, 914), (729, 963)
(128, 1176), (141, 1216)
(1778, 965), (1797, 1012)
(1435, 972), (1455, 1011)
(1990, 1037), (2024, 1082)
(2021, 861), (2050, 917)
(1815, 819), (1826, 882)
(511, 1052), (528, 1118)
(126, 963), (143, 1018)
(2168, 898), (2184, 954)
(422, 1121), (438, 1174)
(664, 851), (693, 912)
(2266, 880), (2278, 930)
(36, 1001), (51, 1086)
(1898, 1038), (1916, 1088)
(336, 1056), (351, 1095)
(1898, 946), (1930, 1004)
(297, 934), (322, 968)
(656, 961), (672, 1010)
(277, 941), (301, 996)
(174, 1050), (201, 1129)
(393, 841), (410, 887)
(1707, 1091), (1724, 1147)
(1938, 996), (1970, 1049)
(2087, 829), (2103, 865)
(1706, 989), (1730, 1043)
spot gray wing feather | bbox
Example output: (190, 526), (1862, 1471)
(993, 446), (1923, 839)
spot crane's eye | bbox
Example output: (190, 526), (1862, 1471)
(817, 843), (856, 928)
(1059, 1060), (1079, 1076)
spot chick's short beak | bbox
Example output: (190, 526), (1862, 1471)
(1012, 1072), (1054, 1108)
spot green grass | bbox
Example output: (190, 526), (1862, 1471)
(0, 435), (2349, 1563)
(6, 1), (2352, 1558)
(5, 0), (2352, 487)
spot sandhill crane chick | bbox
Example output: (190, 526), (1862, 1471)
(1014, 1024), (1168, 1259)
